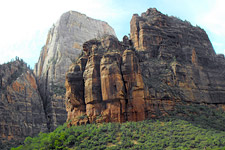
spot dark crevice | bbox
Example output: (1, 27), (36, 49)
(36, 69), (51, 132)
(80, 58), (88, 113)
(119, 57), (128, 121)
(44, 70), (51, 131)
(96, 58), (103, 103)
(82, 78), (86, 112)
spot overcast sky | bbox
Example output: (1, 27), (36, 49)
(0, 0), (224, 68)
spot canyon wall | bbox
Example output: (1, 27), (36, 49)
(65, 8), (225, 125)
(130, 8), (225, 105)
(0, 60), (47, 145)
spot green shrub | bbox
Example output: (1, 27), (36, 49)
(12, 104), (225, 150)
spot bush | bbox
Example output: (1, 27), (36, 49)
(12, 105), (225, 149)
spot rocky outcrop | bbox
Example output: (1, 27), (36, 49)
(65, 35), (145, 125)
(65, 8), (225, 125)
(34, 11), (116, 131)
(130, 8), (225, 105)
(0, 59), (47, 146)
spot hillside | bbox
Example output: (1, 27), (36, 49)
(0, 58), (47, 149)
(11, 104), (225, 149)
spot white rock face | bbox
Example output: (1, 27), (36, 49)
(34, 10), (116, 84)
(34, 11), (116, 131)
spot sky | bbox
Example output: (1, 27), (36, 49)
(0, 0), (224, 68)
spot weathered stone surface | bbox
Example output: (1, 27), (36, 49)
(121, 50), (146, 121)
(130, 8), (225, 105)
(0, 60), (47, 145)
(66, 8), (225, 125)
(65, 35), (149, 124)
(34, 11), (116, 131)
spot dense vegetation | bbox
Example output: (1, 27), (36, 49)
(12, 104), (225, 150)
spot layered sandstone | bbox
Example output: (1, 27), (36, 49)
(65, 35), (148, 125)
(0, 60), (47, 145)
(65, 8), (225, 125)
(130, 8), (225, 105)
(34, 11), (116, 131)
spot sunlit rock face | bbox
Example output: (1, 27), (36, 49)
(66, 8), (225, 125)
(34, 11), (116, 131)
(65, 35), (147, 125)
(0, 60), (47, 144)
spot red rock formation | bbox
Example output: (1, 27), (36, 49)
(65, 34), (179, 125)
(65, 8), (225, 125)
(130, 8), (225, 105)
(0, 60), (47, 146)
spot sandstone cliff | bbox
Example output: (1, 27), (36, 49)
(65, 8), (225, 125)
(130, 8), (225, 105)
(0, 59), (47, 146)
(34, 11), (116, 131)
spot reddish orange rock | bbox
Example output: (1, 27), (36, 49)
(0, 60), (47, 144)
(65, 8), (225, 126)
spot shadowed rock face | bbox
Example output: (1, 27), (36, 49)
(0, 60), (47, 144)
(34, 11), (116, 131)
(65, 8), (225, 125)
(130, 8), (225, 105)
